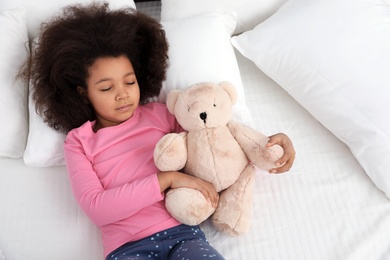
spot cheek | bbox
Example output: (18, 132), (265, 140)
(88, 93), (112, 110)
(132, 85), (141, 99)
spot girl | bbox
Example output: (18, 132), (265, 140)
(25, 2), (295, 259)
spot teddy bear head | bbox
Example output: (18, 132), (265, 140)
(166, 81), (238, 131)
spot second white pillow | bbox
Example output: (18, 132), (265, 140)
(160, 0), (288, 34)
(231, 0), (390, 198)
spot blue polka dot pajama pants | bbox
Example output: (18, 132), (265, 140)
(106, 224), (225, 260)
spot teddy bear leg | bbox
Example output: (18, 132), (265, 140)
(165, 187), (216, 226)
(211, 164), (256, 236)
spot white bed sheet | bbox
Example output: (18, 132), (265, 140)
(1, 49), (390, 260)
(0, 158), (103, 259)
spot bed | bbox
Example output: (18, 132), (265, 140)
(1, 0), (390, 259)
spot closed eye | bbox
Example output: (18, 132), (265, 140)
(101, 87), (112, 92)
(125, 81), (136, 85)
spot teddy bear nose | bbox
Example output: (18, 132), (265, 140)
(200, 112), (207, 123)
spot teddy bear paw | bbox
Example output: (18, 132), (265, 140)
(165, 188), (215, 225)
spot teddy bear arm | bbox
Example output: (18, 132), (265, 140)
(154, 132), (188, 171)
(227, 121), (283, 170)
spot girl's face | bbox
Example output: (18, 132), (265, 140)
(82, 55), (140, 131)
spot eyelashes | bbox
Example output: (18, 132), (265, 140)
(100, 81), (136, 92)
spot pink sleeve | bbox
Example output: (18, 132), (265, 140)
(168, 111), (183, 133)
(173, 118), (184, 133)
(64, 135), (164, 227)
(149, 101), (183, 133)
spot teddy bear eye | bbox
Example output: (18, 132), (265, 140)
(187, 106), (190, 112)
(213, 104), (216, 107)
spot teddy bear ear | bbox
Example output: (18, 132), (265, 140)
(166, 89), (182, 114)
(219, 81), (238, 104)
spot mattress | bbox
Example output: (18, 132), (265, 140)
(1, 1), (390, 259)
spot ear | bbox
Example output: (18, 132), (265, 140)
(166, 89), (181, 114)
(219, 81), (237, 104)
(77, 86), (89, 104)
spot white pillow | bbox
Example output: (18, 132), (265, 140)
(160, 0), (288, 34)
(23, 40), (66, 167)
(23, 112), (66, 166)
(0, 8), (29, 158)
(160, 13), (252, 125)
(0, 0), (136, 40)
(231, 0), (390, 198)
(25, 12), (253, 167)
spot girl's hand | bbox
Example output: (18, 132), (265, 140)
(266, 133), (295, 174)
(158, 171), (219, 208)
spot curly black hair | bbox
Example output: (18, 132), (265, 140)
(25, 2), (169, 134)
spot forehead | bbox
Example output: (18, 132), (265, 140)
(86, 56), (134, 85)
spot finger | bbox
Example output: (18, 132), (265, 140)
(270, 156), (294, 173)
(204, 183), (219, 208)
(196, 181), (218, 207)
(275, 152), (290, 167)
(211, 189), (219, 208)
(204, 190), (218, 208)
(266, 135), (281, 148)
(271, 162), (291, 173)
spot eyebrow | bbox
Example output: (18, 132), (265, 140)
(94, 72), (135, 85)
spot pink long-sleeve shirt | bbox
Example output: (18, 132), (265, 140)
(64, 102), (182, 257)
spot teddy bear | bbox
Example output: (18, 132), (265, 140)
(154, 81), (284, 236)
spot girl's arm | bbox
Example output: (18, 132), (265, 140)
(157, 171), (219, 208)
(64, 139), (165, 227)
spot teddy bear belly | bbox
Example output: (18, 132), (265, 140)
(185, 129), (249, 191)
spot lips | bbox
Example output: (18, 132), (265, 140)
(116, 104), (132, 111)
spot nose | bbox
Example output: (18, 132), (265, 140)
(116, 95), (128, 101)
(115, 88), (129, 101)
(200, 112), (207, 123)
